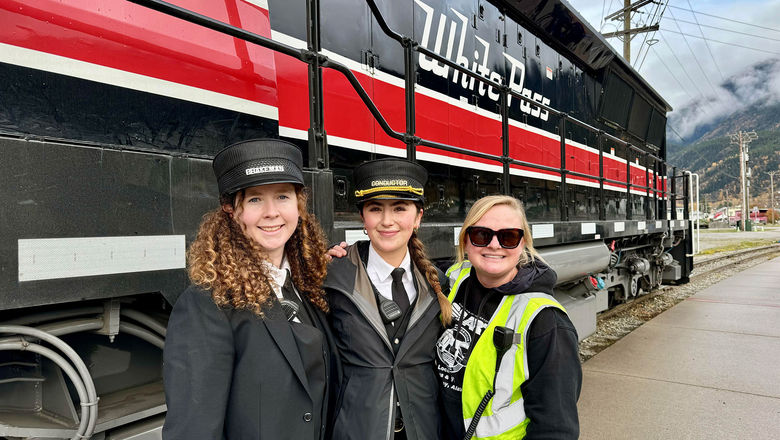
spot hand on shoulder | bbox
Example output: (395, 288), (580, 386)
(326, 241), (348, 261)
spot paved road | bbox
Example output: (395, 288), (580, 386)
(696, 225), (780, 252)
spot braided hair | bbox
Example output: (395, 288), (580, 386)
(408, 231), (453, 325)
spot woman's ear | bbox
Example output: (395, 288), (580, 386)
(222, 204), (234, 217)
(414, 208), (424, 229)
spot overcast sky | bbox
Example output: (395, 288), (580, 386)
(565, 0), (780, 138)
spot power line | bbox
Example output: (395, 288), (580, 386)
(666, 121), (687, 143)
(600, 0), (616, 32)
(633, 0), (660, 68)
(661, 16), (780, 42)
(668, 7), (719, 96)
(686, 0), (724, 82)
(651, 45), (699, 108)
(636, 0), (668, 71)
(667, 5), (780, 33)
(659, 31), (707, 99)
(602, 1), (663, 63)
(660, 28), (780, 55)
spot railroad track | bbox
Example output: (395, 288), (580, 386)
(691, 243), (780, 279)
(694, 243), (780, 265)
(597, 244), (780, 321)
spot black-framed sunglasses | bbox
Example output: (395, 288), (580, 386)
(465, 226), (524, 249)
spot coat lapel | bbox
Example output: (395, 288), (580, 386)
(395, 267), (437, 361)
(264, 301), (312, 399)
(347, 248), (394, 351)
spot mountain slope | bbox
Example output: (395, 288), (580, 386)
(667, 58), (780, 145)
(668, 130), (780, 209)
(665, 58), (780, 210)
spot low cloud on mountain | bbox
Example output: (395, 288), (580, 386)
(668, 58), (780, 142)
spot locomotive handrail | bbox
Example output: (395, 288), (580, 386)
(365, 0), (405, 44)
(565, 115), (660, 155)
(128, 0), (680, 223)
(319, 59), (407, 144)
(365, 0), (562, 120)
(126, 0), (413, 147)
(415, 137), (509, 164)
(362, 0), (673, 219)
(572, 120), (666, 195)
(125, 1), (518, 167)
(126, 0), (301, 60)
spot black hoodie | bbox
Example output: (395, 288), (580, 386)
(435, 260), (582, 440)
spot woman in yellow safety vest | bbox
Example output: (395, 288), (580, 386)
(435, 195), (582, 439)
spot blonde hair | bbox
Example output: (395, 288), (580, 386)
(187, 186), (329, 315)
(456, 195), (544, 267)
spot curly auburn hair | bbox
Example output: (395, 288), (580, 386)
(187, 186), (329, 315)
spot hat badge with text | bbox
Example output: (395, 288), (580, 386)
(212, 139), (304, 196)
(353, 158), (428, 205)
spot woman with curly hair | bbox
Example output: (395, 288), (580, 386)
(324, 158), (452, 440)
(162, 139), (338, 440)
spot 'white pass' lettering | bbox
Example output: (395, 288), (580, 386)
(414, 0), (551, 121)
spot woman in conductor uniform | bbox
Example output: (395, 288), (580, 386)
(162, 139), (339, 440)
(324, 158), (452, 440)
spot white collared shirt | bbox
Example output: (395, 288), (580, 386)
(366, 243), (417, 304)
(264, 257), (292, 300)
(264, 257), (304, 323)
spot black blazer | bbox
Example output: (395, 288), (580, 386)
(162, 285), (340, 440)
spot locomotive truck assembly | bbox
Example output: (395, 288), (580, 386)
(0, 0), (694, 437)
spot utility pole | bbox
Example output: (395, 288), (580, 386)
(770, 170), (778, 224)
(623, 0), (631, 62)
(730, 131), (758, 231)
(602, 0), (659, 63)
(748, 169), (753, 223)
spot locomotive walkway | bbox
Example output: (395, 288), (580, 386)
(578, 256), (780, 439)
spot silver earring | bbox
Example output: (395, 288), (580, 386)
(363, 229), (367, 235)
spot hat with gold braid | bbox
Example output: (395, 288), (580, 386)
(353, 158), (427, 206)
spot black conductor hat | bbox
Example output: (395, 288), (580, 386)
(353, 158), (427, 206)
(213, 139), (304, 196)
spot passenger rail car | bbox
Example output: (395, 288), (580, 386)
(0, 0), (693, 437)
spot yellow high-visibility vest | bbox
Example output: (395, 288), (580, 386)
(446, 261), (567, 439)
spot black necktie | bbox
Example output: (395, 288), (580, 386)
(391, 268), (410, 316)
(281, 270), (312, 326)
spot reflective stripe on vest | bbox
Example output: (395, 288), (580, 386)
(447, 261), (471, 302)
(447, 262), (566, 439)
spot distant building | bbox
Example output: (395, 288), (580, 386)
(728, 208), (768, 224)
